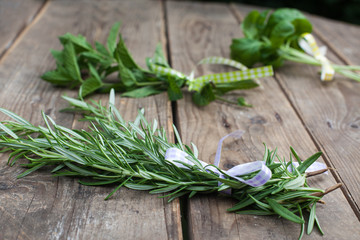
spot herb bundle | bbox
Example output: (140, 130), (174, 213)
(231, 8), (360, 81)
(41, 22), (271, 106)
(0, 91), (340, 238)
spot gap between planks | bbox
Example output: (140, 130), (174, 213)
(161, 0), (189, 239)
(229, 2), (360, 220)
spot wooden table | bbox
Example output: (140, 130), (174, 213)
(1, 0), (360, 239)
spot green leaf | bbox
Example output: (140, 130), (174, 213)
(121, 86), (162, 98)
(237, 97), (252, 107)
(192, 84), (216, 106)
(292, 18), (312, 37)
(63, 42), (82, 82)
(59, 33), (93, 53)
(51, 49), (64, 66)
(150, 43), (169, 67)
(266, 198), (305, 224)
(107, 22), (122, 55)
(307, 203), (316, 235)
(79, 76), (103, 98)
(236, 210), (273, 215)
(79, 64), (103, 97)
(297, 152), (322, 174)
(115, 35), (141, 70)
(0, 108), (32, 126)
(215, 80), (259, 95)
(241, 10), (261, 39)
(167, 78), (183, 101)
(95, 41), (110, 56)
(270, 20), (295, 47)
(17, 162), (47, 178)
(0, 122), (18, 139)
(41, 69), (72, 86)
(230, 38), (263, 67)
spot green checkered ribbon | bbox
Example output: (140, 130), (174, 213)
(149, 57), (273, 92)
(150, 64), (188, 79)
(197, 57), (248, 70)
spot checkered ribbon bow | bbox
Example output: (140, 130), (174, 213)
(150, 57), (274, 92)
(298, 33), (335, 81)
(164, 130), (272, 188)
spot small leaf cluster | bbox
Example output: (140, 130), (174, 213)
(41, 22), (186, 100)
(41, 22), (259, 106)
(0, 91), (339, 239)
(231, 8), (312, 68)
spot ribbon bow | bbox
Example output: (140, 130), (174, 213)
(164, 130), (328, 192)
(164, 130), (272, 188)
(150, 57), (274, 92)
(298, 33), (335, 81)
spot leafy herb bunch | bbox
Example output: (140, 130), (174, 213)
(0, 91), (340, 238)
(231, 8), (360, 81)
(42, 22), (259, 106)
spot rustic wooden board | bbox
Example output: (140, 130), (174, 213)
(167, 1), (360, 239)
(0, 0), (46, 58)
(0, 0), (181, 239)
(233, 4), (360, 215)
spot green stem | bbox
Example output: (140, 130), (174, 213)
(136, 81), (163, 87)
(280, 46), (360, 82)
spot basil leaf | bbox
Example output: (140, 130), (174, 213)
(230, 38), (263, 67)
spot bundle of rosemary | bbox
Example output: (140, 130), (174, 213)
(0, 91), (340, 239)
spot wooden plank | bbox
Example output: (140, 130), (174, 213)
(167, 1), (360, 239)
(0, 0), (181, 239)
(233, 4), (360, 215)
(0, 0), (46, 58)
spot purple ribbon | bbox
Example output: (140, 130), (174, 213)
(164, 130), (272, 188)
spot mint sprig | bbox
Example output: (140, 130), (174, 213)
(41, 22), (259, 106)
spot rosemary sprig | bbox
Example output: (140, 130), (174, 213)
(0, 90), (340, 238)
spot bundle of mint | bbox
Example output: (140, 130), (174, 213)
(41, 22), (273, 106)
(0, 90), (340, 239)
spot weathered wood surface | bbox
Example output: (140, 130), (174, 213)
(233, 4), (360, 216)
(167, 1), (360, 239)
(1, 0), (360, 239)
(0, 0), (181, 239)
(0, 0), (46, 58)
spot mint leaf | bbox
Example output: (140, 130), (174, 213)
(237, 97), (252, 107)
(62, 42), (82, 83)
(115, 35), (140, 70)
(95, 41), (110, 56)
(151, 43), (170, 67)
(167, 78), (183, 101)
(79, 76), (103, 98)
(107, 22), (122, 55)
(122, 86), (162, 98)
(59, 33), (93, 53)
(192, 84), (215, 106)
(215, 80), (259, 94)
(41, 69), (72, 86)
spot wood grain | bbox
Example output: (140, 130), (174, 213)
(233, 4), (360, 215)
(0, 0), (181, 239)
(167, 1), (360, 239)
(0, 0), (46, 58)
